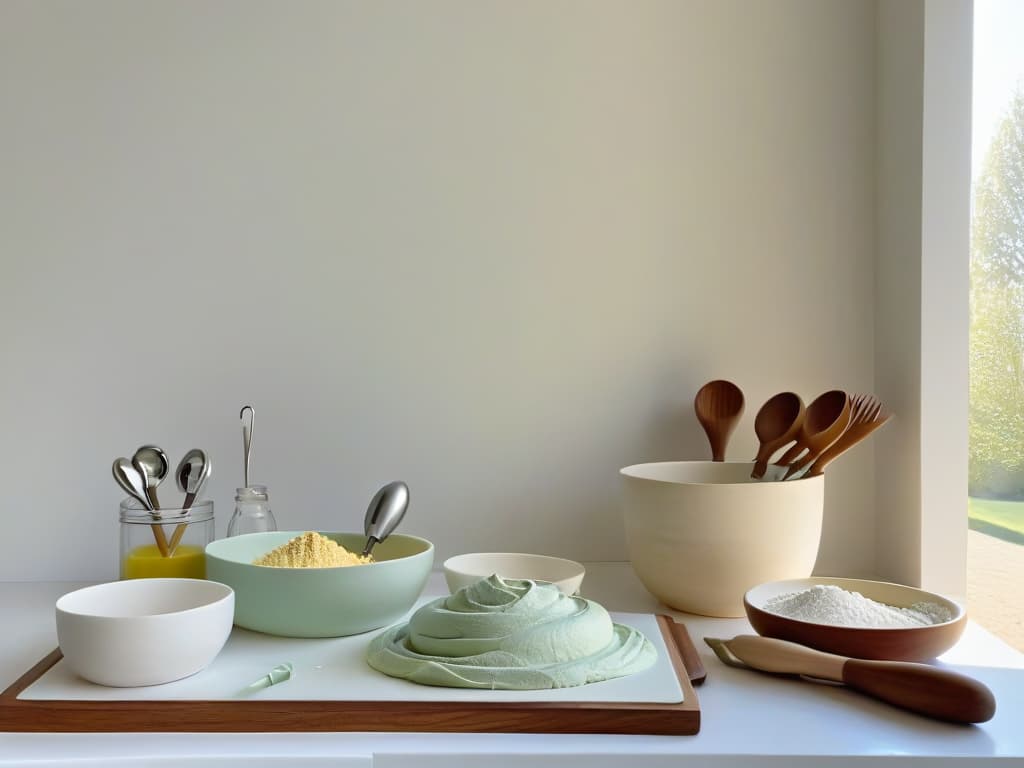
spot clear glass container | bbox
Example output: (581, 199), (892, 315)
(119, 498), (214, 580)
(227, 485), (277, 537)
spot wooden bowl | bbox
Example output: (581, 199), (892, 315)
(744, 577), (967, 662)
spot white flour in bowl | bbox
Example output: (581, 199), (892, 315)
(762, 584), (953, 628)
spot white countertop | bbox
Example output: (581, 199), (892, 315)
(2, 564), (1022, 767)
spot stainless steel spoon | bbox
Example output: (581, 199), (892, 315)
(362, 481), (409, 558)
(131, 445), (168, 510)
(169, 449), (212, 554)
(175, 448), (212, 511)
(112, 457), (154, 511)
(112, 456), (170, 557)
(240, 405), (254, 487)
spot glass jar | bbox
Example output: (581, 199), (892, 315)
(227, 485), (277, 537)
(119, 498), (214, 580)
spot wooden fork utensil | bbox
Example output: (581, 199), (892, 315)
(786, 394), (890, 479)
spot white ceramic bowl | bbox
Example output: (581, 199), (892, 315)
(621, 461), (824, 617)
(55, 578), (234, 687)
(206, 532), (433, 638)
(443, 552), (586, 595)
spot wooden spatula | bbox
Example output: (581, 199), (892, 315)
(704, 634), (995, 724)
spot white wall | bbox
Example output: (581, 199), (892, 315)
(874, 0), (972, 597)
(875, 0), (925, 589)
(919, 0), (971, 597)
(0, 0), (878, 581)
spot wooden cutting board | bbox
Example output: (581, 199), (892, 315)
(0, 615), (702, 735)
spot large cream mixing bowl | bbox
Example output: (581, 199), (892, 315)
(621, 461), (824, 617)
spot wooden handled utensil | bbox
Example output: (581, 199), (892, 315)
(705, 634), (995, 724)
(168, 448), (212, 555)
(694, 379), (745, 462)
(751, 392), (805, 479)
(112, 457), (170, 557)
(778, 390), (851, 479)
(798, 395), (891, 478)
(784, 393), (878, 478)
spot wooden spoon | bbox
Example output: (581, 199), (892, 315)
(705, 634), (995, 724)
(778, 390), (851, 479)
(802, 396), (891, 477)
(751, 392), (805, 479)
(694, 380), (745, 462)
(785, 393), (878, 478)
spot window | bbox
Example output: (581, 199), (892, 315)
(967, 0), (1024, 653)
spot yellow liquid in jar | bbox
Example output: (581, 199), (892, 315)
(122, 544), (206, 580)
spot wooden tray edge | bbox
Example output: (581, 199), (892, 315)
(0, 618), (700, 735)
(664, 615), (707, 685)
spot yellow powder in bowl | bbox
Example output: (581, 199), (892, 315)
(253, 531), (374, 568)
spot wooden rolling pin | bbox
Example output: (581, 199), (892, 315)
(705, 634), (996, 724)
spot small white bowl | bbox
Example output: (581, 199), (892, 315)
(56, 578), (234, 687)
(443, 552), (585, 595)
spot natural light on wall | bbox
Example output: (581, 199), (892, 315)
(969, 0), (1024, 653)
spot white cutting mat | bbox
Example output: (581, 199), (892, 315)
(20, 607), (684, 704)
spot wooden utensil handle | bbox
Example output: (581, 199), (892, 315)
(167, 523), (189, 554)
(782, 451), (817, 479)
(807, 416), (891, 477)
(775, 441), (806, 467)
(842, 659), (995, 723)
(806, 424), (873, 476)
(167, 492), (198, 555)
(726, 635), (846, 679)
(150, 523), (170, 557)
(724, 635), (995, 724)
(751, 444), (779, 478)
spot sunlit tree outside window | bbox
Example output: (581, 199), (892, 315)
(968, 0), (1024, 652)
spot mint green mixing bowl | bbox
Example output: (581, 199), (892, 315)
(205, 532), (433, 638)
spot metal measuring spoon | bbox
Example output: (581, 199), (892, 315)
(112, 456), (170, 556)
(131, 445), (168, 510)
(362, 481), (409, 558)
(169, 449), (212, 554)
